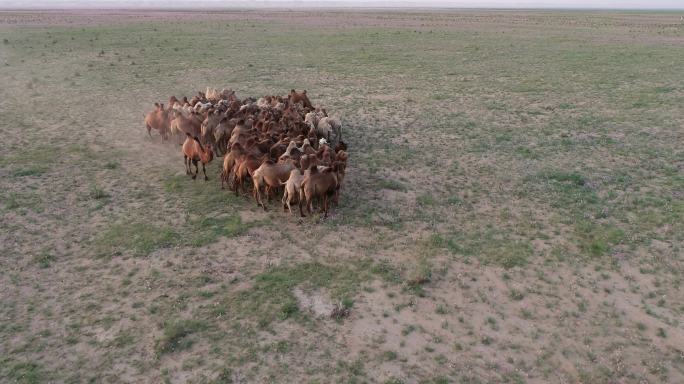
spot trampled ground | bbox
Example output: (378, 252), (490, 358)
(0, 9), (683, 384)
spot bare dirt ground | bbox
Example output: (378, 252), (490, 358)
(1, 9), (683, 384)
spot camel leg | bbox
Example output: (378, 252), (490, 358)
(296, 191), (303, 215)
(254, 184), (262, 207)
(299, 197), (306, 217)
(282, 191), (289, 213)
(251, 177), (258, 202)
(282, 190), (287, 210)
(239, 175), (247, 197)
(186, 156), (193, 175)
(235, 175), (241, 197)
(257, 185), (267, 210)
(259, 187), (267, 210)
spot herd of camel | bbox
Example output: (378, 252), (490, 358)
(144, 88), (348, 217)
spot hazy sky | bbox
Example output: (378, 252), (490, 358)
(2, 0), (684, 10)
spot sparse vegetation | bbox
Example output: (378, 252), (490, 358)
(94, 222), (178, 256)
(1, 9), (682, 384)
(154, 319), (209, 356)
(89, 185), (110, 200)
(5, 361), (43, 384)
(33, 251), (56, 268)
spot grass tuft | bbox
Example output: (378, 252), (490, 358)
(89, 185), (110, 200)
(187, 215), (250, 247)
(33, 252), (56, 268)
(11, 167), (47, 177)
(6, 361), (43, 384)
(94, 222), (178, 257)
(154, 319), (208, 356)
(575, 220), (624, 258)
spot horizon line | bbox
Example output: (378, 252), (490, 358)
(2, 6), (684, 11)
